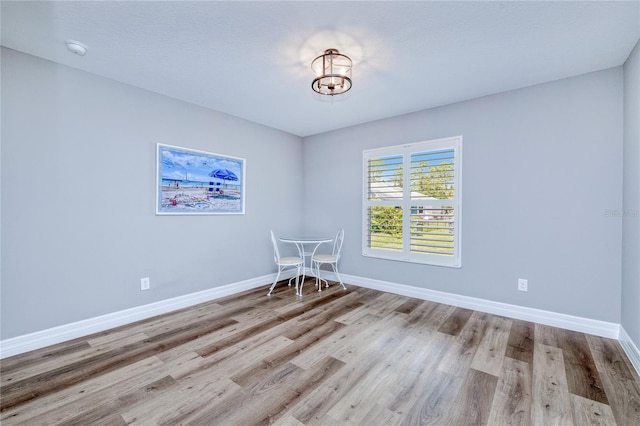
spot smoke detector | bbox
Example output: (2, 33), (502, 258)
(65, 40), (87, 56)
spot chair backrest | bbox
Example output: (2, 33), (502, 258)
(332, 228), (344, 259)
(270, 230), (281, 263)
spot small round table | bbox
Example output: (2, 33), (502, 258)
(279, 235), (333, 294)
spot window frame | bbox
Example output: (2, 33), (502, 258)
(362, 136), (462, 268)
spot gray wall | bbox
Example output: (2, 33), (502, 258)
(302, 68), (624, 323)
(622, 39), (640, 347)
(1, 48), (303, 339)
(1, 45), (633, 342)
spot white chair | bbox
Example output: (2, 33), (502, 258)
(268, 230), (304, 296)
(312, 228), (346, 292)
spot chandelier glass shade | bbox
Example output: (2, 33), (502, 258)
(311, 48), (352, 96)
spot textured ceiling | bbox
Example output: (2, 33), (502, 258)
(2, 1), (639, 137)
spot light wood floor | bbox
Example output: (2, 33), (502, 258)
(1, 281), (639, 425)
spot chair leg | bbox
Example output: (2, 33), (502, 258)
(296, 264), (302, 295)
(268, 267), (282, 296)
(332, 264), (346, 290)
(317, 262), (329, 292)
(316, 261), (322, 292)
(314, 260), (319, 289)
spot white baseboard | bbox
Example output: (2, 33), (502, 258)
(0, 271), (630, 361)
(0, 274), (276, 359)
(342, 273), (621, 339)
(619, 326), (640, 376)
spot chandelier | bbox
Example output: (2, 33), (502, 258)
(311, 48), (352, 96)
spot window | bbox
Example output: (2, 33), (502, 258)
(362, 136), (462, 267)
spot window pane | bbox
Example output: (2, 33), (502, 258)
(368, 155), (403, 200)
(363, 136), (461, 267)
(368, 206), (403, 250)
(410, 149), (455, 200)
(410, 205), (454, 255)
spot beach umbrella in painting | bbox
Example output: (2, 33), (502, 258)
(209, 169), (239, 189)
(209, 169), (238, 181)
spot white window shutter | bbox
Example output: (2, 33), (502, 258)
(362, 136), (462, 268)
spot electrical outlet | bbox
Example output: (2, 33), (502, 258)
(518, 278), (528, 292)
(140, 277), (150, 291)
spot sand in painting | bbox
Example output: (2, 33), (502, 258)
(160, 186), (241, 212)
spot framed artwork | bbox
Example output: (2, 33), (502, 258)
(156, 143), (245, 215)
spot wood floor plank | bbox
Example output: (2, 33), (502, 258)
(394, 297), (423, 315)
(586, 334), (640, 382)
(437, 306), (474, 336)
(196, 289), (350, 358)
(272, 414), (306, 426)
(85, 413), (128, 426)
(194, 313), (289, 358)
(330, 311), (408, 364)
(486, 357), (532, 426)
(1, 316), (238, 411)
(310, 413), (344, 426)
(288, 326), (407, 423)
(289, 313), (381, 370)
(1, 356), (166, 425)
(122, 376), (241, 425)
(438, 311), (489, 377)
(0, 340), (93, 382)
(358, 402), (403, 426)
(555, 327), (609, 404)
(506, 319), (535, 365)
(384, 331), (451, 415)
(88, 331), (151, 351)
(333, 291), (407, 324)
(111, 300), (235, 339)
(273, 292), (333, 316)
(230, 319), (346, 387)
(470, 314), (512, 377)
(325, 334), (429, 424)
(159, 300), (294, 362)
(123, 340), (273, 424)
(400, 369), (463, 426)
(534, 323), (561, 348)
(149, 321), (246, 364)
(570, 393), (617, 425)
(215, 284), (272, 304)
(587, 334), (640, 426)
(2, 284), (639, 425)
(1, 342), (107, 387)
(446, 368), (499, 426)
(49, 374), (177, 426)
(181, 356), (344, 425)
(190, 335), (296, 383)
(405, 300), (456, 332)
(531, 343), (574, 425)
(258, 356), (346, 424)
(280, 290), (365, 341)
(157, 350), (204, 380)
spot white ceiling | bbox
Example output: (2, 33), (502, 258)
(2, 1), (639, 137)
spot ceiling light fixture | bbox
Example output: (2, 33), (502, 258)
(65, 40), (87, 56)
(311, 48), (352, 96)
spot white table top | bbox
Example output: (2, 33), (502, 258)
(279, 236), (332, 243)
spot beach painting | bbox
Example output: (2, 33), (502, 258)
(156, 144), (245, 215)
